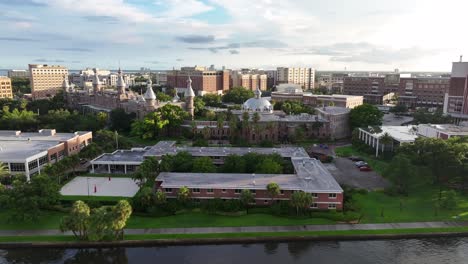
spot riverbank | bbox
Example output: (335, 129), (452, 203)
(1, 221), (468, 248)
(1, 226), (468, 248)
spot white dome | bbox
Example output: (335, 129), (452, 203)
(242, 97), (272, 112)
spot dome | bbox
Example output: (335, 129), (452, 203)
(243, 97), (272, 112)
(242, 87), (272, 112)
(144, 86), (156, 100)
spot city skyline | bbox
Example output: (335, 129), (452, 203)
(1, 0), (467, 71)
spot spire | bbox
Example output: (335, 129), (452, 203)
(144, 85), (156, 100)
(254, 85), (262, 99)
(116, 67), (126, 94)
(92, 68), (101, 93)
(62, 75), (69, 91)
(185, 76), (195, 97)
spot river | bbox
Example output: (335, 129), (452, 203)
(0, 238), (467, 264)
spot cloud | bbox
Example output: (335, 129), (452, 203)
(176, 59), (184, 61)
(188, 40), (286, 53)
(229, 50), (239, 55)
(35, 59), (66, 63)
(49, 47), (93, 52)
(0, 37), (37, 42)
(82, 15), (119, 24)
(145, 61), (160, 64)
(175, 35), (215, 43)
(12, 22), (33, 29)
(0, 0), (46, 6)
(330, 46), (434, 64)
(157, 0), (213, 18)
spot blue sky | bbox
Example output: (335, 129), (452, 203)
(0, 0), (467, 71)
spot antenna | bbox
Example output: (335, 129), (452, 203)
(460, 55), (463, 63)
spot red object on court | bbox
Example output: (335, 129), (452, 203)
(94, 185), (97, 193)
(109, 176), (111, 181)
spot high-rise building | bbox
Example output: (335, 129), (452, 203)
(444, 61), (468, 122)
(277, 67), (315, 90)
(343, 74), (449, 107)
(0, 76), (13, 99)
(167, 66), (230, 95)
(230, 71), (267, 91)
(29, 64), (69, 99)
(7, 70), (29, 78)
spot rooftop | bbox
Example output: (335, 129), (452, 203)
(316, 106), (351, 115)
(361, 126), (418, 142)
(92, 148), (149, 164)
(0, 129), (91, 142)
(0, 140), (60, 162)
(143, 141), (309, 158)
(418, 124), (468, 136)
(157, 157), (342, 193)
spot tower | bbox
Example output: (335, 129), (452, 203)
(143, 78), (156, 108)
(62, 75), (70, 93)
(185, 76), (195, 119)
(116, 68), (126, 95)
(92, 68), (101, 94)
(254, 84), (262, 99)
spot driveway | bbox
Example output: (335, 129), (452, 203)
(324, 157), (390, 191)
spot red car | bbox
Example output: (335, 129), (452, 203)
(359, 166), (372, 171)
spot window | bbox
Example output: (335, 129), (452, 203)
(165, 188), (172, 193)
(252, 189), (256, 195)
(329, 193), (337, 199)
(235, 189), (242, 194)
(328, 204), (337, 209)
(264, 200), (269, 204)
(207, 188), (213, 193)
(192, 188), (200, 193)
(38, 155), (48, 166)
(280, 190), (284, 195)
(28, 160), (38, 170)
(10, 163), (25, 172)
(312, 193), (318, 198)
(311, 203), (318, 208)
(222, 189), (227, 193)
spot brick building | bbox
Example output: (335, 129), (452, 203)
(444, 61), (468, 122)
(0, 129), (92, 180)
(167, 66), (230, 95)
(91, 141), (344, 210)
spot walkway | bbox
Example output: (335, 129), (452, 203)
(1, 221), (467, 237)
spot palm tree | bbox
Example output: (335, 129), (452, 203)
(240, 189), (255, 213)
(290, 191), (314, 215)
(0, 162), (8, 177)
(266, 182), (280, 204)
(379, 132), (393, 153)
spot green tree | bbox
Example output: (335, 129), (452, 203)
(194, 97), (206, 117)
(385, 154), (414, 194)
(155, 189), (167, 205)
(0, 162), (8, 177)
(390, 104), (408, 115)
(290, 191), (314, 215)
(131, 186), (155, 212)
(133, 157), (159, 185)
(109, 108), (136, 133)
(60, 200), (90, 240)
(160, 151), (193, 172)
(256, 158), (283, 174)
(192, 157), (216, 173)
(349, 104), (384, 129)
(177, 186), (191, 204)
(222, 87), (255, 104)
(266, 182), (280, 203)
(440, 190), (457, 210)
(240, 189), (255, 213)
(156, 92), (172, 102)
(79, 143), (104, 160)
(110, 200), (132, 240)
(222, 154), (246, 173)
(88, 200), (132, 241)
(202, 94), (223, 107)
(0, 107), (38, 130)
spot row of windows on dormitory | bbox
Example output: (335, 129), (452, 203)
(187, 199), (336, 209)
(164, 188), (338, 198)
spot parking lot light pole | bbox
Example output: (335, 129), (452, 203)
(87, 177), (90, 196)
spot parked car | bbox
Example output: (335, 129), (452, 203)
(359, 166), (372, 171)
(355, 161), (367, 167)
(349, 156), (364, 161)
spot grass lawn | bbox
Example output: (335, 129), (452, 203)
(3, 227), (468, 243)
(126, 212), (334, 229)
(0, 211), (64, 230)
(335, 145), (468, 223)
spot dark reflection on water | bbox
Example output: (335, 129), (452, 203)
(1, 238), (468, 264)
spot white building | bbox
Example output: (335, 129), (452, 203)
(277, 67), (315, 90)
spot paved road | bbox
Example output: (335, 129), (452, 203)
(1, 221), (467, 237)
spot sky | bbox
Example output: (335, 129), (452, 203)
(0, 0), (467, 71)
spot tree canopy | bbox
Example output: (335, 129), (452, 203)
(349, 104), (384, 129)
(222, 87), (255, 104)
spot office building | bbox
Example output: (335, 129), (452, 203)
(29, 64), (69, 99)
(277, 67), (315, 90)
(0, 76), (13, 99)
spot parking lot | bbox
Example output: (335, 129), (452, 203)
(323, 157), (390, 191)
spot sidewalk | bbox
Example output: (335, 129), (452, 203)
(1, 221), (467, 237)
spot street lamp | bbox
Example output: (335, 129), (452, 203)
(87, 177), (90, 196)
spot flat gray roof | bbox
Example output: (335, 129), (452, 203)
(316, 106), (351, 115)
(158, 157), (342, 193)
(0, 130), (91, 142)
(0, 140), (59, 162)
(92, 149), (149, 164)
(143, 141), (309, 158)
